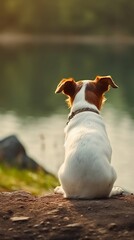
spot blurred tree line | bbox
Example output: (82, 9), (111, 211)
(0, 0), (134, 35)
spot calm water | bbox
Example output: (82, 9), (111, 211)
(0, 43), (134, 192)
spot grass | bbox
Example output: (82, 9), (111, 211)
(0, 164), (58, 195)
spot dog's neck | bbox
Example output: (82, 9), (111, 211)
(67, 107), (99, 125)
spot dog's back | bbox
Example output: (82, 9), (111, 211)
(55, 76), (118, 199)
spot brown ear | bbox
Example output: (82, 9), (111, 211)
(95, 75), (118, 93)
(55, 78), (76, 96)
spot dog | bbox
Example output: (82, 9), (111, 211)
(54, 76), (123, 199)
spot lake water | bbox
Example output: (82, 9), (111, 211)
(0, 43), (134, 192)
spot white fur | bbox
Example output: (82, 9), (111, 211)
(55, 82), (117, 199)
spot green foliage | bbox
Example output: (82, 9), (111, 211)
(0, 0), (134, 35)
(0, 164), (58, 195)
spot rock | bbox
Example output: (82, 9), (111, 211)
(108, 222), (117, 230)
(8, 228), (13, 231)
(66, 223), (82, 228)
(47, 209), (59, 215)
(64, 216), (69, 221)
(10, 216), (30, 222)
(34, 224), (40, 228)
(0, 135), (43, 171)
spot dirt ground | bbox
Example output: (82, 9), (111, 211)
(0, 191), (133, 240)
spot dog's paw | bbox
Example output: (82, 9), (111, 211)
(110, 186), (124, 197)
(109, 186), (132, 197)
(54, 186), (64, 195)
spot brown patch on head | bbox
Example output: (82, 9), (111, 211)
(55, 78), (83, 107)
(66, 81), (83, 107)
(85, 76), (118, 110)
(85, 82), (103, 110)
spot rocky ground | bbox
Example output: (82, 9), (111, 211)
(0, 191), (133, 240)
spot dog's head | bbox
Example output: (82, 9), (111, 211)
(55, 76), (118, 110)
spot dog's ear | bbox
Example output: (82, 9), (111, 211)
(95, 75), (118, 93)
(55, 78), (76, 96)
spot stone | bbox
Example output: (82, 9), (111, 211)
(10, 216), (30, 222)
(66, 223), (82, 228)
(108, 222), (117, 230)
(0, 135), (43, 171)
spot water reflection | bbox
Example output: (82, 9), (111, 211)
(0, 44), (134, 117)
(0, 44), (134, 192)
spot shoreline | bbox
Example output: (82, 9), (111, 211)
(0, 191), (133, 240)
(0, 33), (134, 46)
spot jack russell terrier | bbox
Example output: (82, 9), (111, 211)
(54, 76), (123, 199)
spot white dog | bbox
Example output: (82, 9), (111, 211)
(54, 76), (123, 199)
